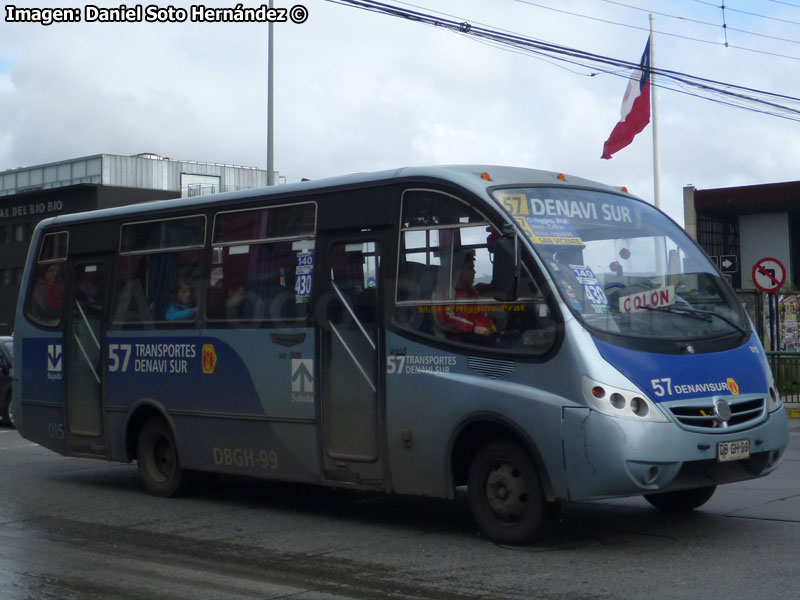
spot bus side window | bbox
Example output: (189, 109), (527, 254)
(112, 251), (204, 325)
(394, 189), (557, 355)
(207, 241), (316, 324)
(256, 241), (314, 321)
(28, 262), (65, 327)
(113, 216), (206, 326)
(26, 231), (69, 329)
(208, 203), (316, 325)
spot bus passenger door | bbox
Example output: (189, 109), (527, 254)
(317, 231), (389, 487)
(64, 257), (111, 457)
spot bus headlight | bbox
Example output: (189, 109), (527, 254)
(582, 376), (668, 422)
(768, 385), (782, 412)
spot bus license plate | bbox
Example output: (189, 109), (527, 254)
(717, 439), (750, 462)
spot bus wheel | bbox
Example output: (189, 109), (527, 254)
(467, 441), (548, 545)
(137, 417), (187, 497)
(644, 485), (716, 512)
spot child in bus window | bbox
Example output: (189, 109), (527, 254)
(165, 282), (197, 321)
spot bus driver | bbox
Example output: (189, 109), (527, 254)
(434, 250), (497, 341)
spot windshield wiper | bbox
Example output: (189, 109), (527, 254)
(643, 305), (748, 335)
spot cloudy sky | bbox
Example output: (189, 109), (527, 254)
(1, 0), (798, 223)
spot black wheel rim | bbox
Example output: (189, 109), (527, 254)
(485, 461), (529, 523)
(149, 435), (175, 483)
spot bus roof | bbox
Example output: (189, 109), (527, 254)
(34, 164), (631, 229)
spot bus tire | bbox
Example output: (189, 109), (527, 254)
(136, 417), (187, 497)
(467, 440), (548, 545)
(644, 485), (716, 512)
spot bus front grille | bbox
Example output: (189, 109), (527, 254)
(666, 397), (766, 433)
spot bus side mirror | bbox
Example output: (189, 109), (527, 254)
(493, 227), (519, 301)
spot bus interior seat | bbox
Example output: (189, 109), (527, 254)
(397, 260), (440, 334)
(397, 261), (439, 301)
(355, 286), (378, 324)
(113, 279), (153, 323)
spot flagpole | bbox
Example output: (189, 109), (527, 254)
(649, 13), (662, 210)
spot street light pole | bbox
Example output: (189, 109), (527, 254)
(267, 0), (275, 186)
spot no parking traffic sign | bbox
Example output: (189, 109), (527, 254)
(752, 257), (786, 293)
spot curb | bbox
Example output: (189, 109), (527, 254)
(783, 403), (800, 418)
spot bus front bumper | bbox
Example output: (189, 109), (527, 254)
(562, 406), (790, 502)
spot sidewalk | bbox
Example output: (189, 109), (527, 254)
(785, 401), (800, 418)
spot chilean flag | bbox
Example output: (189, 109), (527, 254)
(601, 37), (651, 160)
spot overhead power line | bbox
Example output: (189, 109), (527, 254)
(323, 0), (800, 123)
(766, 0), (800, 7)
(693, 0), (800, 25)
(766, 0), (800, 8)
(515, 0), (800, 60)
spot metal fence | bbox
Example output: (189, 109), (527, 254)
(766, 352), (800, 404)
(738, 290), (800, 403)
(185, 183), (251, 197)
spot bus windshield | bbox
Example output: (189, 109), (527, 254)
(493, 187), (746, 341)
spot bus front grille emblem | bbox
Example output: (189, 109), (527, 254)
(714, 399), (732, 424)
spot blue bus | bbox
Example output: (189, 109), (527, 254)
(13, 166), (789, 544)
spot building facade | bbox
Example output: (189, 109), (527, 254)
(684, 180), (800, 292)
(0, 153), (267, 334)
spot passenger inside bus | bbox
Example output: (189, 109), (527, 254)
(220, 275), (261, 321)
(433, 250), (497, 342)
(76, 267), (103, 314)
(30, 263), (64, 325)
(165, 282), (197, 321)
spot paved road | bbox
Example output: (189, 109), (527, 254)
(1, 420), (798, 600)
